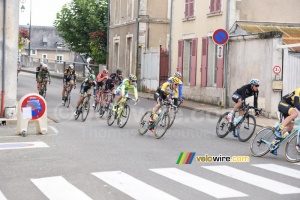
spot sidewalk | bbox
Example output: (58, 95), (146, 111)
(15, 67), (279, 128)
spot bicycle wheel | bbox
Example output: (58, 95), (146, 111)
(216, 112), (232, 138)
(74, 105), (81, 120)
(154, 114), (170, 139)
(66, 93), (71, 108)
(107, 107), (116, 126)
(168, 108), (176, 129)
(99, 106), (105, 118)
(285, 133), (300, 163)
(138, 111), (152, 135)
(118, 105), (130, 128)
(81, 99), (90, 122)
(249, 127), (275, 157)
(43, 85), (47, 98)
(238, 115), (256, 142)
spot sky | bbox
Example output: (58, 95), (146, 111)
(19, 0), (73, 26)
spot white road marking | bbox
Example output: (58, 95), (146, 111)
(92, 171), (179, 200)
(253, 164), (300, 179)
(48, 125), (59, 135)
(203, 165), (300, 194)
(31, 176), (93, 200)
(0, 141), (49, 150)
(150, 168), (247, 198)
(0, 191), (7, 200)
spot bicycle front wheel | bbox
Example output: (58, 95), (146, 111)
(138, 111), (152, 135)
(238, 115), (256, 142)
(285, 133), (300, 163)
(168, 108), (176, 129)
(66, 93), (71, 108)
(154, 114), (170, 139)
(216, 112), (231, 138)
(107, 108), (116, 126)
(249, 127), (275, 157)
(81, 100), (90, 122)
(118, 105), (130, 128)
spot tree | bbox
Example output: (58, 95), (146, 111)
(54, 0), (108, 64)
(18, 28), (30, 50)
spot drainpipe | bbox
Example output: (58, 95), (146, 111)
(168, 0), (174, 76)
(106, 0), (110, 69)
(223, 0), (231, 108)
(136, 0), (140, 75)
(1, 0), (7, 117)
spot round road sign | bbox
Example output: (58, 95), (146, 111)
(213, 29), (229, 45)
(21, 95), (46, 119)
(273, 66), (282, 74)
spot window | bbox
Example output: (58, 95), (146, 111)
(209, 0), (222, 14)
(126, 36), (132, 71)
(184, 0), (194, 18)
(113, 42), (119, 69)
(31, 49), (37, 55)
(43, 36), (47, 47)
(114, 0), (120, 24)
(56, 55), (63, 63)
(42, 54), (47, 63)
(127, 0), (133, 20)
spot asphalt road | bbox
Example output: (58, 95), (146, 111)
(0, 73), (299, 200)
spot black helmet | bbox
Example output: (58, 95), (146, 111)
(116, 68), (122, 74)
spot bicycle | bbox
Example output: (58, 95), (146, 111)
(93, 88), (102, 112)
(216, 104), (262, 142)
(168, 99), (182, 129)
(138, 100), (175, 139)
(39, 77), (49, 98)
(74, 93), (91, 122)
(107, 97), (137, 128)
(62, 83), (74, 108)
(99, 92), (114, 118)
(250, 113), (300, 163)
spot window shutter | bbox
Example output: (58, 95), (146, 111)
(177, 40), (184, 75)
(216, 0), (221, 12)
(201, 37), (208, 87)
(210, 0), (215, 13)
(216, 45), (224, 88)
(185, 0), (189, 18)
(190, 38), (198, 86)
(189, 0), (194, 17)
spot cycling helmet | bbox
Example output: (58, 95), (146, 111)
(249, 78), (260, 85)
(68, 64), (74, 69)
(102, 69), (109, 74)
(172, 77), (181, 84)
(39, 62), (44, 66)
(174, 71), (182, 78)
(129, 74), (137, 81)
(42, 64), (48, 68)
(89, 74), (96, 81)
(116, 68), (122, 74)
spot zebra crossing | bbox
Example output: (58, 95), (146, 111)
(0, 163), (299, 200)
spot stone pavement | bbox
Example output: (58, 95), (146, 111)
(2, 67), (278, 131)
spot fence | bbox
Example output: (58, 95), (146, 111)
(282, 51), (300, 95)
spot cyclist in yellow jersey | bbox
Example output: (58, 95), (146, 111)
(270, 88), (300, 155)
(148, 77), (181, 128)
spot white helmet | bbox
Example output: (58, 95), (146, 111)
(69, 64), (74, 69)
(174, 71), (182, 78)
(249, 78), (260, 85)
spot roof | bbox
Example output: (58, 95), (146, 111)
(230, 21), (300, 51)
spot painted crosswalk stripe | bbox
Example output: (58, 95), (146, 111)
(0, 141), (49, 150)
(31, 176), (93, 200)
(253, 164), (300, 179)
(0, 191), (7, 200)
(92, 171), (179, 200)
(150, 168), (247, 198)
(203, 165), (300, 194)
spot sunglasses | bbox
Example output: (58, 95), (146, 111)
(131, 80), (136, 82)
(174, 84), (178, 86)
(255, 85), (259, 87)
(117, 73), (122, 76)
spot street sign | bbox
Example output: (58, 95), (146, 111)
(213, 29), (229, 45)
(21, 95), (46, 120)
(273, 66), (282, 74)
(217, 45), (223, 58)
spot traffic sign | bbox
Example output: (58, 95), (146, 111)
(213, 29), (229, 45)
(273, 66), (282, 74)
(21, 95), (46, 120)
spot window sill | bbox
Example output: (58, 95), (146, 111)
(182, 16), (196, 22)
(207, 11), (223, 17)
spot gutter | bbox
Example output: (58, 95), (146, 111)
(1, 0), (7, 117)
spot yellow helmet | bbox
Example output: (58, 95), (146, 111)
(172, 77), (181, 84)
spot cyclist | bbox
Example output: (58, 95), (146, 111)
(270, 88), (300, 155)
(74, 74), (97, 115)
(227, 78), (260, 136)
(94, 69), (109, 108)
(37, 64), (51, 95)
(167, 71), (183, 104)
(61, 64), (77, 104)
(113, 74), (139, 111)
(148, 77), (181, 131)
(109, 68), (123, 86)
(36, 62), (43, 88)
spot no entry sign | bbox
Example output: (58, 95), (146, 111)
(21, 95), (46, 119)
(213, 29), (229, 45)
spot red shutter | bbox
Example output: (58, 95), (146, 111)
(177, 40), (184, 74)
(190, 38), (197, 86)
(216, 0), (221, 12)
(185, 0), (189, 18)
(201, 37), (208, 87)
(210, 0), (215, 13)
(189, 0), (194, 17)
(216, 45), (224, 88)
